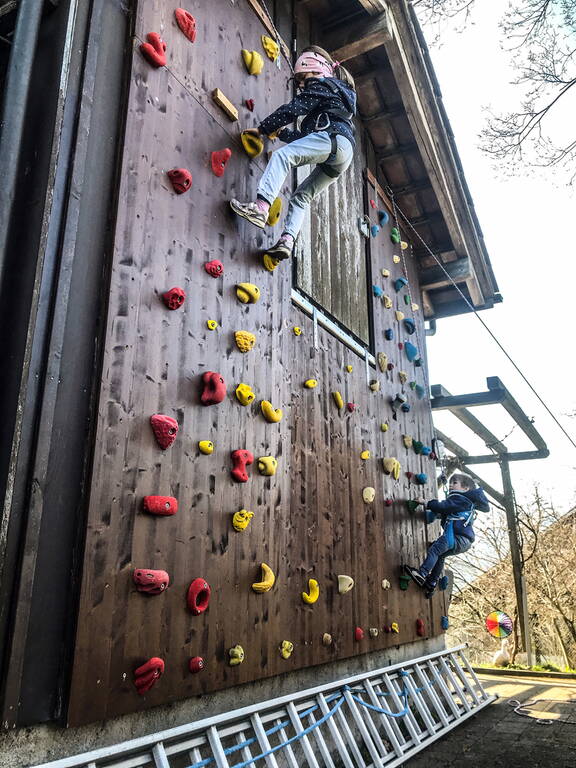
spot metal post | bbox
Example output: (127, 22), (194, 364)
(500, 458), (532, 665)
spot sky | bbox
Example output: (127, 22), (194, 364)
(417, 6), (576, 513)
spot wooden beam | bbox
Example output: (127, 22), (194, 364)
(418, 257), (470, 291)
(357, 0), (390, 15)
(323, 11), (392, 63)
(376, 141), (418, 158)
(363, 107), (405, 123)
(245, 0), (291, 60)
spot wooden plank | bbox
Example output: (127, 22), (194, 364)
(322, 12), (392, 63)
(212, 88), (239, 121)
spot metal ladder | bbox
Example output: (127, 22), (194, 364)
(35, 645), (497, 768)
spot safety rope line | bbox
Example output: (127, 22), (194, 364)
(387, 187), (576, 453)
(508, 697), (576, 726)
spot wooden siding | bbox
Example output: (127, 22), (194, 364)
(67, 0), (447, 726)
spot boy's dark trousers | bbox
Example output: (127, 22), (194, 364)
(421, 533), (473, 587)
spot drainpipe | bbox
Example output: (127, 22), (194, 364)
(425, 319), (437, 336)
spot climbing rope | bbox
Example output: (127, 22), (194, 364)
(508, 697), (576, 725)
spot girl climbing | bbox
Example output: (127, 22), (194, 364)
(230, 46), (356, 260)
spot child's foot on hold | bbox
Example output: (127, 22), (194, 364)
(265, 233), (294, 260)
(403, 565), (427, 587)
(230, 198), (269, 229)
(424, 582), (436, 599)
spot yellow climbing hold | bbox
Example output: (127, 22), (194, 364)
(381, 268), (390, 278)
(240, 130), (263, 159)
(235, 330), (256, 353)
(232, 508), (254, 531)
(382, 457), (401, 480)
(207, 319), (218, 330)
(236, 283), (260, 304)
(393, 255), (401, 264)
(263, 253), (281, 272)
(378, 352), (388, 372)
(293, 326), (301, 336)
(369, 380), (380, 392)
(395, 310), (405, 322)
(391, 622), (399, 633)
(252, 562), (275, 592)
(257, 456), (277, 476)
(228, 645), (245, 665)
(332, 391), (344, 410)
(241, 49), (263, 75)
(383, 295), (393, 309)
(412, 303), (419, 311)
(360, 450), (371, 460)
(235, 382), (255, 406)
(261, 34), (279, 61)
(301, 578), (319, 604)
(199, 440), (214, 455)
(402, 435), (413, 449)
(267, 197), (282, 226)
(304, 379), (317, 388)
(369, 628), (379, 637)
(322, 633), (332, 645)
(400, 241), (408, 250)
(260, 400), (283, 423)
(382, 579), (391, 589)
(279, 640), (294, 659)
(338, 575), (354, 594)
(346, 365), (353, 373)
(398, 371), (408, 384)
(381, 422), (389, 432)
(363, 487), (376, 503)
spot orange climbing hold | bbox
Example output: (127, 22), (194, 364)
(174, 8), (196, 42)
(140, 33), (166, 68)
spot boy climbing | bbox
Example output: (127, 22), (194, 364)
(230, 46), (356, 260)
(404, 473), (490, 598)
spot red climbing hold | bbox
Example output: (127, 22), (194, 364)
(174, 8), (197, 42)
(398, 342), (404, 350)
(416, 618), (426, 637)
(204, 259), (224, 278)
(384, 498), (393, 507)
(162, 286), (186, 310)
(200, 371), (226, 405)
(245, 98), (255, 112)
(369, 199), (377, 209)
(387, 363), (395, 371)
(133, 569), (170, 594)
(346, 402), (356, 412)
(189, 656), (205, 673)
(406, 471), (413, 479)
(143, 495), (178, 516)
(140, 33), (166, 68)
(354, 627), (365, 641)
(187, 577), (211, 615)
(211, 148), (232, 177)
(150, 414), (179, 449)
(167, 168), (192, 194)
(231, 449), (254, 483)
(134, 657), (164, 695)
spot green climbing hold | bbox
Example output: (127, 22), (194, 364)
(390, 227), (401, 244)
(413, 440), (423, 455)
(406, 500), (420, 514)
(415, 384), (426, 400)
(399, 572), (411, 591)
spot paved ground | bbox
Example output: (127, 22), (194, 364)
(404, 672), (576, 767)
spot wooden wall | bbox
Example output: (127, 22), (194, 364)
(67, 0), (448, 726)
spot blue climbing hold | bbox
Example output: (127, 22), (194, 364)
(394, 277), (408, 293)
(441, 615), (449, 630)
(405, 342), (418, 362)
(373, 285), (383, 298)
(415, 473), (428, 485)
(378, 209), (389, 226)
(371, 224), (380, 237)
(384, 328), (394, 341)
(403, 318), (416, 335)
(415, 384), (425, 400)
(439, 575), (449, 591)
(420, 445), (432, 456)
(401, 403), (411, 413)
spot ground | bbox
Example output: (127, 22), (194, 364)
(405, 672), (576, 767)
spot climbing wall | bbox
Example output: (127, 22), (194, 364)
(67, 0), (448, 726)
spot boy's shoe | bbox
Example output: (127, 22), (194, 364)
(403, 565), (427, 587)
(230, 199), (268, 229)
(265, 233), (294, 260)
(424, 583), (436, 599)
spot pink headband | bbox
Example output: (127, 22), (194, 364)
(294, 52), (336, 79)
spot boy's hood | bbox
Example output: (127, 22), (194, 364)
(462, 487), (490, 512)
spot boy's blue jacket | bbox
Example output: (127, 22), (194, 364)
(258, 77), (356, 147)
(426, 488), (490, 542)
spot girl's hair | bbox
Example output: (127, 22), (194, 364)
(300, 45), (356, 90)
(449, 473), (476, 490)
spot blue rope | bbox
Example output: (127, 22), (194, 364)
(344, 670), (437, 718)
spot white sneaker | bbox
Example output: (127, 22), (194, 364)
(230, 199), (268, 229)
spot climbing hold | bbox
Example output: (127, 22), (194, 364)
(245, 98), (255, 111)
(143, 495), (178, 516)
(240, 130), (263, 159)
(235, 382), (255, 406)
(401, 403), (411, 413)
(174, 9), (197, 42)
(261, 35), (279, 61)
(398, 343), (404, 351)
(236, 282), (261, 304)
(213, 91), (238, 121)
(332, 391), (344, 410)
(210, 148), (232, 177)
(415, 473), (428, 485)
(362, 487), (376, 503)
(207, 319), (218, 330)
(381, 268), (390, 278)
(378, 209), (389, 226)
(262, 253), (281, 272)
(439, 575), (449, 591)
(322, 633), (332, 646)
(406, 500), (421, 514)
(293, 326), (302, 336)
(201, 371), (227, 405)
(390, 227), (401, 244)
(403, 318), (416, 335)
(370, 224), (380, 237)
(360, 450), (370, 460)
(228, 645), (245, 666)
(162, 286), (186, 310)
(412, 302), (419, 311)
(415, 384), (426, 400)
(395, 310), (405, 322)
(441, 616), (449, 630)
(266, 197), (282, 225)
(241, 49), (264, 75)
(414, 358), (423, 367)
(383, 295), (393, 309)
(369, 380), (380, 392)
(394, 277), (408, 293)
(400, 241), (409, 250)
(369, 628), (379, 637)
(347, 402), (356, 413)
(387, 363), (395, 371)
(304, 379), (318, 388)
(412, 441), (422, 457)
(302, 578), (319, 604)
(393, 254), (401, 264)
(358, 215), (370, 238)
(398, 371), (408, 384)
(167, 168), (192, 194)
(384, 328), (394, 341)
(405, 342), (418, 362)
(403, 435), (413, 449)
(338, 575), (354, 594)
(345, 364), (353, 373)
(403, 294), (410, 305)
(391, 622), (400, 634)
(189, 657), (204, 674)
(372, 285), (383, 298)
(235, 330), (256, 353)
(405, 471), (413, 480)
(279, 640), (294, 659)
(383, 625), (391, 633)
(187, 578), (211, 615)
(390, 393), (407, 412)
(384, 498), (393, 506)
(382, 579), (391, 589)
(354, 627), (365, 641)
(381, 422), (389, 432)
(420, 445), (432, 456)
(416, 618), (426, 637)
(133, 569), (170, 595)
(150, 414), (179, 450)
(378, 352), (388, 372)
(231, 450), (254, 483)
(140, 32), (166, 68)
(232, 508), (254, 531)
(251, 562), (275, 592)
(370, 199), (377, 209)
(204, 259), (224, 277)
(257, 456), (277, 476)
(134, 657), (164, 695)
(260, 400), (283, 423)
(409, 381), (416, 390)
(382, 457), (401, 480)
(199, 440), (214, 455)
